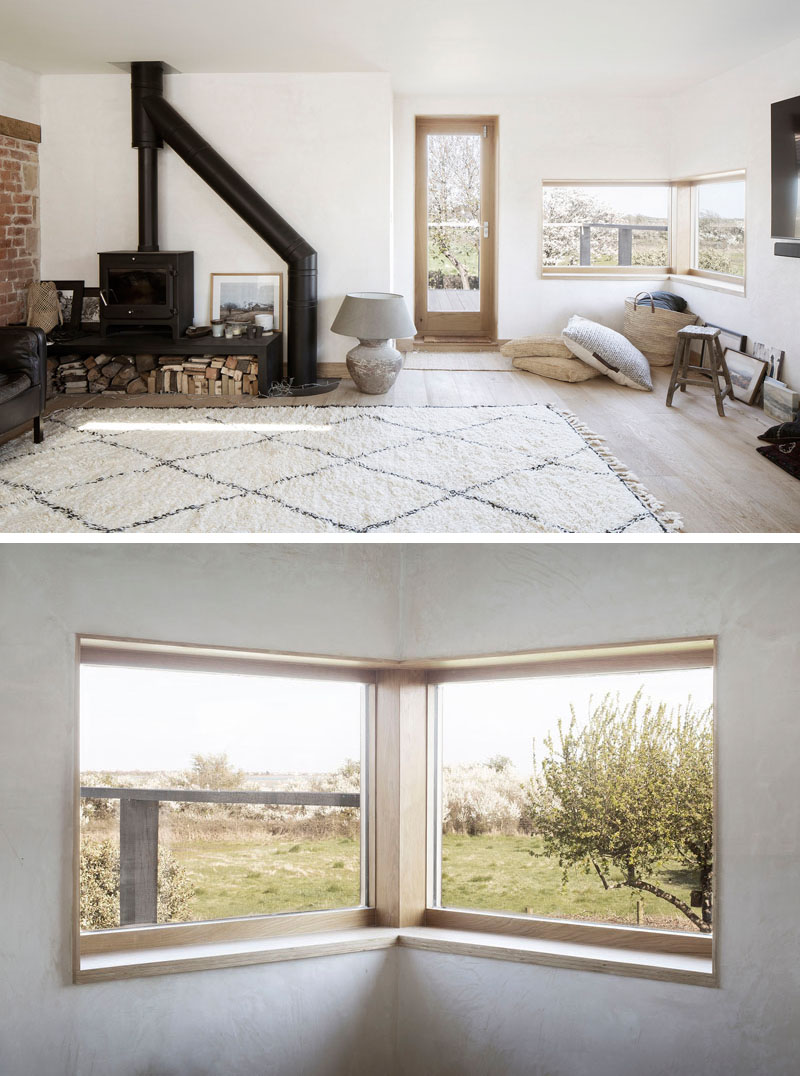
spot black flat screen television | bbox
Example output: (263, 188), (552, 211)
(771, 94), (800, 240)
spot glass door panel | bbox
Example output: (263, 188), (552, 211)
(426, 134), (482, 316)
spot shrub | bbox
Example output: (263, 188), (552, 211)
(443, 763), (527, 836)
(80, 839), (194, 930)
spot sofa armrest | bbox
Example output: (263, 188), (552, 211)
(0, 327), (47, 387)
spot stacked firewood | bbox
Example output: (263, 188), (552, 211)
(50, 353), (260, 397)
(150, 355), (260, 396)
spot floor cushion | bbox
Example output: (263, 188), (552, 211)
(562, 315), (653, 392)
(501, 336), (574, 360)
(512, 354), (600, 382)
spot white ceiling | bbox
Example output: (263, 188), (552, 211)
(3, 0), (800, 96)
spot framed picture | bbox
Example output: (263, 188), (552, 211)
(693, 323), (747, 376)
(752, 341), (785, 382)
(80, 286), (102, 330)
(704, 323), (747, 354)
(723, 348), (769, 405)
(210, 273), (282, 329)
(53, 279), (85, 331)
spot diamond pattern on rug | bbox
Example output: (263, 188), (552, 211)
(178, 439), (340, 492)
(275, 412), (428, 457)
(359, 432), (527, 492)
(272, 460), (442, 530)
(96, 426), (268, 463)
(44, 466), (226, 531)
(0, 439), (152, 494)
(137, 493), (340, 533)
(476, 466), (656, 533)
(0, 405), (682, 533)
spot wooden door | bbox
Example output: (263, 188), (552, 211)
(414, 117), (497, 340)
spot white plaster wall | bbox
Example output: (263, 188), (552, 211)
(393, 94), (673, 338)
(667, 37), (800, 389)
(1, 543), (798, 1075)
(38, 72), (393, 365)
(0, 543), (401, 1076)
(397, 543), (800, 1076)
(0, 60), (39, 125)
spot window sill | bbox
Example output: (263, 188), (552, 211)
(76, 925), (715, 986)
(398, 927), (715, 987)
(669, 273), (745, 297)
(76, 927), (399, 983)
(541, 272), (671, 282)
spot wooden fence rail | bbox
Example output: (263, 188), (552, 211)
(578, 222), (668, 267)
(80, 786), (360, 926)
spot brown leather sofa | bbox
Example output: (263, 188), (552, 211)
(0, 327), (47, 445)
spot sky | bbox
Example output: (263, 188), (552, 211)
(81, 665), (713, 780)
(80, 665), (363, 775)
(564, 182), (745, 220)
(441, 668), (714, 776)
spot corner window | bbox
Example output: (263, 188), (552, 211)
(542, 183), (671, 273)
(428, 641), (715, 948)
(78, 641), (372, 943)
(691, 176), (746, 280)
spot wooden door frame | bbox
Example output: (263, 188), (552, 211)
(414, 116), (498, 341)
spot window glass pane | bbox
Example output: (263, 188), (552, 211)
(438, 667), (714, 934)
(542, 185), (670, 268)
(695, 180), (745, 276)
(80, 665), (364, 930)
(427, 133), (481, 312)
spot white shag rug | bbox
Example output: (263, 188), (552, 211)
(0, 405), (682, 533)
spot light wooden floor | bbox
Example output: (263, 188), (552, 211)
(24, 365), (800, 533)
(403, 351), (511, 371)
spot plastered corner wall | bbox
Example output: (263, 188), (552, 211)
(0, 543), (402, 1076)
(395, 543), (800, 1076)
(1, 543), (799, 1075)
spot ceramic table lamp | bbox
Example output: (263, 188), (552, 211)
(331, 292), (416, 394)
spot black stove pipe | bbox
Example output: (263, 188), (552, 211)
(135, 71), (319, 387)
(131, 62), (163, 252)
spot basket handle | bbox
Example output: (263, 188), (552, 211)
(633, 291), (656, 313)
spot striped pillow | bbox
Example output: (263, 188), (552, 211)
(562, 316), (653, 391)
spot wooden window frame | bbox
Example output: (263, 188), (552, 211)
(423, 636), (717, 980)
(74, 635), (715, 985)
(414, 115), (498, 341)
(74, 636), (384, 981)
(682, 170), (746, 285)
(541, 173), (746, 294)
(540, 179), (675, 278)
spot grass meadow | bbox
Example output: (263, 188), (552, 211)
(82, 819), (697, 930)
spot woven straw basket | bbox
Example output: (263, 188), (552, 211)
(624, 292), (699, 367)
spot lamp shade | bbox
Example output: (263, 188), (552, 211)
(331, 292), (416, 341)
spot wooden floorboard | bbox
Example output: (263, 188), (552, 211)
(10, 365), (800, 533)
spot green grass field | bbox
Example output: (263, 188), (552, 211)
(441, 835), (698, 929)
(165, 835), (361, 921)
(145, 832), (700, 931)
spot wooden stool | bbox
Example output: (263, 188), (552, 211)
(666, 325), (734, 417)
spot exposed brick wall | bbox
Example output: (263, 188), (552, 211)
(0, 132), (39, 326)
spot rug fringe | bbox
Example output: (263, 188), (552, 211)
(553, 407), (684, 533)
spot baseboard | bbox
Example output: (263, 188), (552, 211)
(317, 362), (349, 378)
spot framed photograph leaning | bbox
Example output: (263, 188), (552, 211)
(210, 273), (282, 329)
(723, 348), (768, 405)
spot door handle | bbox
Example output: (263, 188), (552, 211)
(483, 222), (489, 239)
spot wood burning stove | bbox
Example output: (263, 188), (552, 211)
(99, 250), (193, 339)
